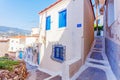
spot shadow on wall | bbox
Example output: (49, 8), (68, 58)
(105, 15), (120, 80)
(105, 38), (120, 80)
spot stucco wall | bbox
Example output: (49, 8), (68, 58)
(69, 59), (82, 78)
(83, 0), (94, 62)
(39, 0), (84, 72)
(114, 0), (120, 20)
(0, 41), (9, 57)
(107, 0), (115, 27)
(105, 0), (120, 79)
(105, 38), (120, 79)
(8, 38), (20, 52)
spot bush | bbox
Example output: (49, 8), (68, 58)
(94, 26), (103, 31)
(0, 57), (20, 71)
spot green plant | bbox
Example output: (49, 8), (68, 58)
(0, 57), (20, 71)
(94, 25), (103, 31)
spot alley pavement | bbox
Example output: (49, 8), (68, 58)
(26, 37), (116, 80)
(76, 36), (117, 80)
(26, 62), (61, 80)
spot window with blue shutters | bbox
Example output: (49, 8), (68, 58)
(51, 44), (66, 63)
(46, 16), (51, 30)
(59, 9), (67, 28)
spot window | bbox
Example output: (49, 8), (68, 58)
(59, 9), (67, 28)
(46, 16), (51, 30)
(52, 44), (66, 63)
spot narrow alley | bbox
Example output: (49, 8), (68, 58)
(26, 36), (117, 80)
(76, 37), (117, 80)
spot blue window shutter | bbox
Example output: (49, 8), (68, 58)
(59, 47), (64, 60)
(46, 16), (51, 30)
(59, 9), (67, 28)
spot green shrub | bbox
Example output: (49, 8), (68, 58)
(94, 26), (103, 31)
(0, 57), (20, 71)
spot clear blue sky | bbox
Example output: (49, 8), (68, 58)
(0, 0), (56, 30)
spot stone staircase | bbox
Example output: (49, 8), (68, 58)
(76, 36), (117, 80)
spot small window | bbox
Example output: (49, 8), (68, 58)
(59, 9), (67, 28)
(46, 16), (51, 30)
(51, 44), (66, 63)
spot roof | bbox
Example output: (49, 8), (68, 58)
(0, 39), (9, 42)
(39, 0), (62, 14)
(10, 36), (26, 39)
(26, 35), (39, 38)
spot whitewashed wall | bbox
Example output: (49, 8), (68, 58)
(8, 38), (20, 52)
(107, 0), (115, 27)
(39, 0), (84, 73)
(25, 37), (38, 46)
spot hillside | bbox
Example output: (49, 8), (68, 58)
(0, 26), (31, 36)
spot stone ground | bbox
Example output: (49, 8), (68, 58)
(76, 36), (117, 80)
(26, 63), (61, 80)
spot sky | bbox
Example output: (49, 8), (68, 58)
(0, 0), (56, 30)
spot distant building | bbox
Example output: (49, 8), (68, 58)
(0, 38), (9, 57)
(8, 34), (39, 58)
(8, 36), (26, 52)
(31, 27), (39, 36)
(25, 35), (39, 47)
(94, 15), (104, 26)
(8, 36), (26, 58)
(38, 0), (95, 79)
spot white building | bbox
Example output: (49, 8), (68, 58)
(31, 27), (39, 36)
(25, 36), (39, 47)
(39, 0), (95, 79)
(8, 36), (26, 52)
(0, 39), (9, 57)
(8, 36), (26, 58)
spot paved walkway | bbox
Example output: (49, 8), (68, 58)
(26, 37), (116, 80)
(77, 37), (117, 80)
(26, 63), (61, 80)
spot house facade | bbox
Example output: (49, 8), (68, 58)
(104, 0), (120, 79)
(8, 36), (26, 52)
(31, 27), (39, 36)
(25, 36), (39, 47)
(8, 36), (26, 58)
(0, 37), (9, 57)
(39, 0), (94, 79)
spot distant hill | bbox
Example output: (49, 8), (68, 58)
(0, 26), (31, 36)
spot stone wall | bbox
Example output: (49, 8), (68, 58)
(0, 61), (28, 80)
(105, 38), (120, 79)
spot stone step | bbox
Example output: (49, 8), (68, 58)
(76, 67), (107, 80)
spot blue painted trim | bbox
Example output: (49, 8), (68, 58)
(46, 16), (51, 30)
(77, 24), (82, 28)
(59, 9), (67, 28)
